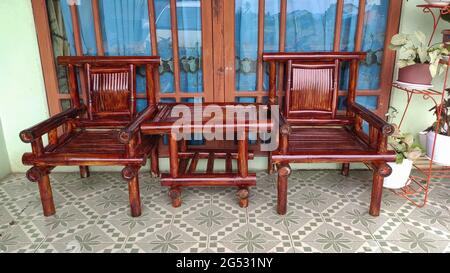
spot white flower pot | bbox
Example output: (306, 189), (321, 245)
(426, 132), (450, 166)
(383, 159), (413, 189)
(419, 131), (428, 153)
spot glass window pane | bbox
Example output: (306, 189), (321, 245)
(340, 0), (359, 51)
(285, 0), (337, 52)
(46, 0), (71, 94)
(338, 95), (378, 111)
(155, 0), (175, 94)
(99, 0), (151, 94)
(60, 99), (72, 111)
(177, 0), (203, 93)
(236, 97), (257, 103)
(340, 0), (389, 90)
(359, 0), (388, 90)
(137, 99), (148, 112)
(99, 0), (151, 56)
(60, 0), (97, 55)
(263, 0), (280, 91)
(235, 0), (259, 91)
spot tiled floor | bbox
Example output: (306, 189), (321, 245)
(1, 170), (450, 253)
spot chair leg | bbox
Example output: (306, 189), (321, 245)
(341, 163), (350, 177)
(79, 166), (90, 178)
(39, 173), (56, 217)
(369, 172), (384, 217)
(26, 167), (56, 217)
(122, 166), (142, 217)
(127, 176), (142, 217)
(150, 145), (160, 178)
(277, 163), (291, 215)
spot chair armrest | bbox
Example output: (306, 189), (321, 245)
(20, 106), (85, 143)
(118, 105), (158, 144)
(349, 103), (394, 136)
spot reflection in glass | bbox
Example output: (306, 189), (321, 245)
(263, 0), (280, 91)
(99, 0), (151, 94)
(235, 0), (259, 91)
(285, 0), (337, 52)
(340, 0), (389, 90)
(99, 0), (151, 56)
(47, 0), (71, 94)
(155, 0), (175, 93)
(177, 0), (203, 93)
(60, 0), (97, 55)
(338, 96), (378, 111)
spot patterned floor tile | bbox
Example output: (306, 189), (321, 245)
(399, 204), (450, 235)
(212, 223), (291, 253)
(44, 220), (127, 247)
(36, 242), (125, 253)
(127, 226), (205, 253)
(177, 204), (243, 236)
(1, 170), (450, 253)
(377, 223), (449, 252)
(295, 222), (373, 253)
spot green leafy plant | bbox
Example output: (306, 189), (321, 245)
(390, 125), (424, 164)
(390, 31), (449, 77)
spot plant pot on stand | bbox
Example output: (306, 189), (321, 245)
(426, 132), (450, 166)
(397, 63), (433, 88)
(384, 159), (414, 189)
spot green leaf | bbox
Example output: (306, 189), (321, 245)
(415, 31), (427, 46)
(403, 134), (414, 147)
(396, 153), (405, 164)
(430, 63), (438, 78)
(390, 33), (408, 46)
(418, 48), (429, 63)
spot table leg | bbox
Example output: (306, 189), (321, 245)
(168, 133), (181, 207)
(237, 131), (249, 208)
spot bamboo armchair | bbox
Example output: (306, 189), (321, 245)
(20, 56), (161, 217)
(263, 52), (396, 217)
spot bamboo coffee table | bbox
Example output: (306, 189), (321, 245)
(141, 103), (274, 208)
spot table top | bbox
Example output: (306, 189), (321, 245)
(141, 103), (275, 134)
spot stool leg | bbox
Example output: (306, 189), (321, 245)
(80, 166), (90, 178)
(150, 144), (160, 178)
(341, 163), (350, 177)
(237, 187), (249, 208)
(169, 187), (182, 208)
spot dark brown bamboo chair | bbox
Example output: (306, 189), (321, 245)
(20, 56), (161, 217)
(263, 52), (396, 217)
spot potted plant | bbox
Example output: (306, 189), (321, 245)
(425, 95), (450, 166)
(389, 31), (448, 88)
(384, 126), (424, 189)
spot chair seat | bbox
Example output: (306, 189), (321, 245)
(272, 127), (396, 163)
(25, 130), (157, 166)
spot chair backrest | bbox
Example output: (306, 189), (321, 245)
(57, 56), (161, 127)
(285, 60), (339, 120)
(262, 52), (366, 125)
(86, 64), (135, 120)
